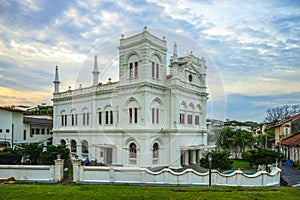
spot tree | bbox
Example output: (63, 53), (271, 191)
(217, 127), (255, 159)
(242, 149), (284, 170)
(200, 150), (233, 172)
(256, 129), (274, 149)
(40, 145), (70, 165)
(16, 143), (44, 164)
(264, 104), (300, 126)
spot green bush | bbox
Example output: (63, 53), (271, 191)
(200, 150), (233, 172)
(242, 149), (284, 170)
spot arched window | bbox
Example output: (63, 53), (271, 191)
(128, 54), (139, 78)
(71, 140), (77, 153)
(129, 143), (137, 159)
(82, 140), (88, 153)
(153, 143), (159, 158)
(60, 139), (66, 146)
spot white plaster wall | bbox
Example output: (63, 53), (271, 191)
(77, 166), (281, 186)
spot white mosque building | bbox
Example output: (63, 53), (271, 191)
(52, 27), (212, 168)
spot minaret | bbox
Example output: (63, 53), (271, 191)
(173, 42), (178, 61)
(92, 54), (100, 86)
(53, 66), (60, 93)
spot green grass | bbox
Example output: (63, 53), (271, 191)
(1, 184), (300, 200)
(232, 159), (251, 169)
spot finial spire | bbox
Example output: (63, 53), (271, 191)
(173, 42), (178, 61)
(92, 54), (100, 86)
(53, 66), (60, 93)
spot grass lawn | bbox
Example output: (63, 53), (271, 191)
(232, 159), (252, 170)
(1, 184), (300, 200)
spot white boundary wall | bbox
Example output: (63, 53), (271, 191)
(0, 159), (64, 182)
(72, 160), (281, 186)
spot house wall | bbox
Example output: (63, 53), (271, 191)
(0, 109), (13, 144)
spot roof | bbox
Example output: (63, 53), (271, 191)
(273, 113), (300, 128)
(281, 133), (300, 147)
(0, 106), (28, 113)
(23, 117), (53, 126)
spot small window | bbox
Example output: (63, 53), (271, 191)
(83, 113), (86, 125)
(129, 63), (133, 78)
(6, 129), (9, 133)
(86, 113), (90, 125)
(129, 108), (133, 124)
(71, 140), (77, 153)
(110, 111), (113, 124)
(47, 129), (50, 134)
(36, 128), (40, 134)
(180, 114), (185, 124)
(129, 143), (137, 159)
(152, 108), (155, 123)
(129, 62), (138, 78)
(134, 108), (138, 123)
(41, 129), (45, 135)
(152, 62), (155, 78)
(72, 114), (75, 126)
(188, 115), (192, 124)
(61, 139), (66, 146)
(31, 128), (34, 137)
(0, 129), (2, 133)
(98, 112), (102, 125)
(153, 143), (159, 158)
(23, 130), (26, 140)
(105, 111), (109, 124)
(152, 108), (159, 124)
(134, 62), (138, 77)
(195, 115), (199, 125)
(64, 115), (67, 126)
(82, 140), (88, 153)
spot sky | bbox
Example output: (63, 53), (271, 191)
(0, 0), (299, 122)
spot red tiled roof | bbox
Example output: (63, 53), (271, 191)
(273, 113), (300, 127)
(281, 133), (300, 147)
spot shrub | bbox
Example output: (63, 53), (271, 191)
(200, 150), (233, 172)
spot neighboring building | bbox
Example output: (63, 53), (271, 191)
(273, 113), (300, 159)
(281, 132), (300, 164)
(0, 107), (53, 147)
(273, 113), (300, 151)
(52, 27), (212, 168)
(206, 119), (224, 146)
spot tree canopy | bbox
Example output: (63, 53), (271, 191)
(242, 149), (284, 170)
(200, 150), (233, 172)
(217, 127), (255, 159)
(264, 104), (300, 126)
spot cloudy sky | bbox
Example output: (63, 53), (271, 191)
(0, 0), (299, 122)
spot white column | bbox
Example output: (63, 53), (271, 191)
(72, 159), (81, 182)
(54, 159), (64, 182)
(191, 150), (196, 164)
(184, 150), (189, 165)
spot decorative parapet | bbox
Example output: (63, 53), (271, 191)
(73, 165), (281, 186)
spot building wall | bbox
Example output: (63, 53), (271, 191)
(53, 29), (210, 168)
(0, 109), (13, 144)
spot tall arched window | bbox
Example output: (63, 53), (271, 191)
(129, 143), (137, 159)
(82, 140), (88, 153)
(153, 143), (159, 158)
(128, 54), (139, 78)
(71, 140), (77, 153)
